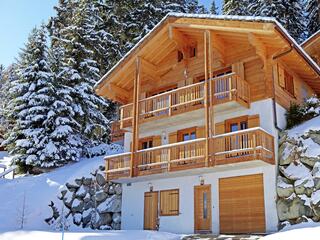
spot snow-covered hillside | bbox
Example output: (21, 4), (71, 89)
(0, 145), (121, 231)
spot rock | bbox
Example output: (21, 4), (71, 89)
(309, 132), (320, 145)
(111, 222), (121, 230)
(58, 190), (67, 200)
(96, 190), (108, 202)
(98, 195), (121, 213)
(311, 190), (320, 217)
(82, 209), (92, 227)
(115, 184), (122, 195)
(108, 185), (115, 195)
(73, 213), (82, 226)
(96, 173), (106, 186)
(277, 176), (294, 198)
(99, 212), (112, 225)
(277, 197), (307, 221)
(83, 193), (91, 203)
(74, 177), (83, 186)
(280, 161), (311, 181)
(83, 200), (94, 211)
(300, 156), (320, 167)
(294, 177), (314, 196)
(112, 212), (121, 223)
(75, 185), (88, 198)
(83, 177), (92, 186)
(314, 178), (320, 190)
(99, 166), (105, 172)
(66, 182), (79, 192)
(279, 141), (298, 166)
(71, 199), (84, 213)
(100, 224), (112, 230)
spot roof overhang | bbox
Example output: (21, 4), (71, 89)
(95, 13), (320, 102)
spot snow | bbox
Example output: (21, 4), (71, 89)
(262, 226), (320, 240)
(288, 116), (320, 140)
(0, 230), (182, 240)
(281, 161), (311, 180)
(0, 145), (122, 231)
(311, 190), (320, 205)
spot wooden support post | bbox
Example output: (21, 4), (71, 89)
(204, 31), (210, 167)
(130, 57), (141, 177)
(120, 107), (124, 129)
(168, 94), (172, 116)
(208, 30), (214, 166)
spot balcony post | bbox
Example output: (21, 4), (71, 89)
(130, 57), (141, 177)
(208, 30), (214, 166)
(204, 31), (210, 167)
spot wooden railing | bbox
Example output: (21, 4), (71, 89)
(105, 128), (275, 179)
(212, 73), (250, 106)
(212, 128), (274, 165)
(119, 73), (250, 128)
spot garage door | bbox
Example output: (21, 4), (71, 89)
(219, 174), (265, 234)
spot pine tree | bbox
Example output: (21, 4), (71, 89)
(248, 0), (306, 42)
(306, 0), (320, 36)
(210, 0), (218, 14)
(223, 0), (249, 15)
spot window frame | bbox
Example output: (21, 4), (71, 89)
(177, 127), (197, 142)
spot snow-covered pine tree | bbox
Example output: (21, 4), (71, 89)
(210, 0), (218, 14)
(306, 0), (320, 36)
(248, 0), (306, 42)
(55, 0), (111, 155)
(3, 25), (61, 169)
(223, 0), (249, 15)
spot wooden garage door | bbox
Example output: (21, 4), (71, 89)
(219, 174), (265, 234)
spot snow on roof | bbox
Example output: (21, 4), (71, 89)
(95, 13), (320, 89)
(301, 30), (320, 47)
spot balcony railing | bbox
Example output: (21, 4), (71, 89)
(105, 127), (274, 180)
(119, 73), (250, 128)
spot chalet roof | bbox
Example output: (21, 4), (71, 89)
(301, 30), (320, 48)
(95, 13), (320, 101)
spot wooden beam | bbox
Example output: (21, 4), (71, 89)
(170, 23), (275, 35)
(248, 33), (267, 62)
(204, 31), (210, 168)
(140, 57), (160, 81)
(109, 84), (130, 99)
(130, 57), (141, 178)
(168, 26), (193, 53)
(211, 32), (225, 67)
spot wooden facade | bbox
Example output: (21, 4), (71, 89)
(97, 15), (319, 181)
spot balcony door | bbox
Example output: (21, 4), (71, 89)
(226, 116), (248, 156)
(177, 128), (196, 162)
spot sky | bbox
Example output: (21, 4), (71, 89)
(0, 0), (222, 68)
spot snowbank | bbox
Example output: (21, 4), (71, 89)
(0, 145), (121, 231)
(0, 230), (182, 240)
(262, 226), (320, 240)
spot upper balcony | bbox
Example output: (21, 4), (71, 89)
(119, 72), (250, 129)
(105, 127), (275, 181)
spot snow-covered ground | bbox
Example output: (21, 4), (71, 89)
(0, 230), (182, 240)
(0, 146), (121, 231)
(262, 226), (320, 240)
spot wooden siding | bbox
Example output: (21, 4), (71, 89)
(219, 174), (266, 233)
(144, 191), (158, 230)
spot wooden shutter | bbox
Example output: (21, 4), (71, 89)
(196, 126), (205, 138)
(278, 66), (285, 88)
(215, 122), (225, 135)
(160, 189), (179, 216)
(153, 135), (162, 147)
(272, 64), (279, 84)
(169, 132), (178, 144)
(232, 62), (244, 80)
(248, 115), (260, 128)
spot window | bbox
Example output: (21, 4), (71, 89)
(284, 70), (294, 96)
(177, 50), (184, 62)
(160, 189), (179, 216)
(139, 137), (153, 150)
(226, 116), (248, 133)
(178, 127), (196, 142)
(189, 46), (196, 58)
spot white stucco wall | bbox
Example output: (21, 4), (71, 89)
(275, 102), (287, 130)
(121, 165), (278, 234)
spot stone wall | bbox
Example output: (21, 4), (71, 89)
(277, 125), (320, 229)
(46, 166), (122, 230)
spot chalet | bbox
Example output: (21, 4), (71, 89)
(95, 14), (320, 234)
(301, 30), (320, 66)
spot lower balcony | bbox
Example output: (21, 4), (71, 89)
(105, 127), (275, 181)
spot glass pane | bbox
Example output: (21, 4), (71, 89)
(203, 192), (207, 219)
(240, 121), (248, 130)
(149, 141), (153, 148)
(183, 133), (190, 141)
(190, 132), (196, 140)
(142, 142), (148, 149)
(230, 123), (238, 132)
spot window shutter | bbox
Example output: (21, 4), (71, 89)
(248, 115), (260, 128)
(153, 135), (162, 147)
(272, 64), (278, 84)
(160, 189), (179, 216)
(196, 126), (205, 138)
(215, 122), (225, 135)
(278, 66), (285, 88)
(169, 132), (178, 144)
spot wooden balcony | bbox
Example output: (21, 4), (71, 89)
(119, 73), (250, 129)
(105, 127), (274, 180)
(110, 121), (125, 143)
